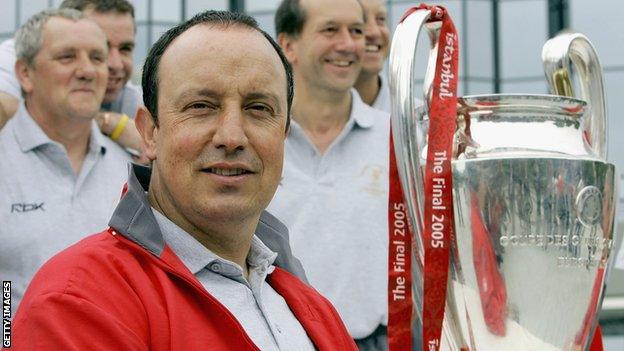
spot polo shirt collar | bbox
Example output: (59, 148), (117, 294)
(350, 88), (375, 129)
(152, 208), (217, 275)
(288, 89), (376, 134)
(111, 164), (281, 273)
(87, 118), (108, 155)
(14, 101), (106, 155)
(14, 102), (53, 152)
(153, 206), (277, 276)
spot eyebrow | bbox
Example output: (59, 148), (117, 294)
(177, 88), (221, 103)
(176, 89), (283, 112)
(52, 46), (106, 55)
(107, 40), (135, 48)
(316, 19), (365, 29)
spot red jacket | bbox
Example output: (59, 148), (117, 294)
(11, 229), (357, 350)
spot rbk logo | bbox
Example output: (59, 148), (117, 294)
(11, 202), (45, 213)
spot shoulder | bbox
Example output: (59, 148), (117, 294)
(12, 232), (152, 348)
(21, 232), (137, 298)
(16, 231), (151, 321)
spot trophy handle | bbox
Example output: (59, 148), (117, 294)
(389, 9), (466, 351)
(542, 33), (607, 160)
(389, 9), (433, 268)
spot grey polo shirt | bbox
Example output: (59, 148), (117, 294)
(267, 90), (390, 339)
(0, 103), (131, 311)
(152, 209), (315, 351)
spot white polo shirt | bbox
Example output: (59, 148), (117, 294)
(267, 90), (390, 339)
(0, 103), (131, 310)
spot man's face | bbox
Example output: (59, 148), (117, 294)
(19, 17), (108, 121)
(140, 25), (288, 230)
(360, 0), (390, 75)
(285, 0), (365, 93)
(84, 9), (135, 104)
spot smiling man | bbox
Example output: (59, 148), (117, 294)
(11, 10), (355, 350)
(0, 0), (142, 152)
(354, 0), (391, 112)
(270, 0), (391, 349)
(0, 9), (131, 312)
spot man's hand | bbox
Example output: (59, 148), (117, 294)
(96, 111), (149, 164)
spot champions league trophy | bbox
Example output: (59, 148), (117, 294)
(388, 6), (618, 351)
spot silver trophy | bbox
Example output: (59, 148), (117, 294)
(390, 9), (618, 351)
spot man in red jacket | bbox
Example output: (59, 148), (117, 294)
(10, 10), (357, 351)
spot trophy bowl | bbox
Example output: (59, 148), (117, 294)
(389, 7), (619, 351)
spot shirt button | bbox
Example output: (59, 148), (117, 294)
(209, 263), (221, 272)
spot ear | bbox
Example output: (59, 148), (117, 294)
(135, 106), (158, 161)
(277, 33), (297, 65)
(14, 59), (34, 95)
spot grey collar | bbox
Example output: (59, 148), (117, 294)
(108, 164), (308, 284)
(109, 163), (164, 255)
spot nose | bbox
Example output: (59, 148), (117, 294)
(75, 53), (97, 81)
(212, 109), (248, 154)
(108, 47), (123, 74)
(365, 20), (381, 42)
(335, 27), (359, 53)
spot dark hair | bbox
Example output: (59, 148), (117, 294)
(142, 10), (294, 130)
(59, 0), (135, 18)
(275, 0), (365, 37)
(275, 0), (306, 37)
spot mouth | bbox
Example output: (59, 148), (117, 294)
(73, 88), (95, 93)
(325, 58), (355, 68)
(107, 77), (124, 88)
(201, 167), (254, 176)
(365, 44), (382, 53)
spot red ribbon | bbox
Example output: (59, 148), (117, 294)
(388, 4), (459, 351)
(388, 131), (414, 350)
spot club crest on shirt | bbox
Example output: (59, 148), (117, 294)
(358, 165), (386, 196)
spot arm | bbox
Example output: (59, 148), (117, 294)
(0, 91), (18, 129)
(96, 111), (149, 164)
(12, 292), (149, 350)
